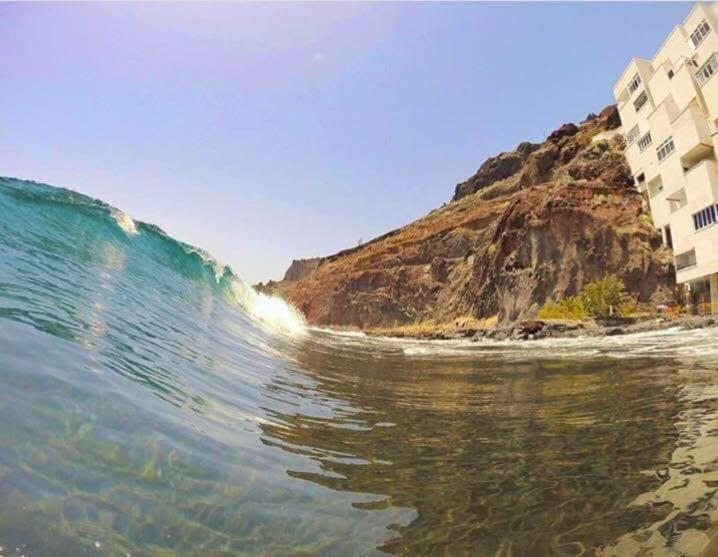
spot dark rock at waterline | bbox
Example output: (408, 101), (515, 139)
(519, 320), (545, 335)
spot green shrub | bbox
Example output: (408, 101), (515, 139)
(538, 275), (635, 320)
(537, 296), (588, 320)
(580, 275), (629, 318)
(618, 303), (636, 318)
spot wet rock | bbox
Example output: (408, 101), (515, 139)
(519, 320), (545, 335)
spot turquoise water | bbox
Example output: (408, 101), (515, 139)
(2, 176), (718, 556)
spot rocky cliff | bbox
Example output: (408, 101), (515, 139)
(261, 106), (677, 330)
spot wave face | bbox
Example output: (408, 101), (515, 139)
(2, 176), (718, 556)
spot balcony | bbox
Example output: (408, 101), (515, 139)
(672, 101), (714, 168)
(684, 158), (718, 200)
(667, 188), (688, 213)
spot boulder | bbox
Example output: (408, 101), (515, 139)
(519, 320), (545, 335)
(547, 123), (579, 142)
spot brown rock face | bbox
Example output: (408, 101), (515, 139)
(453, 141), (540, 201)
(266, 105), (677, 329)
(283, 257), (321, 282)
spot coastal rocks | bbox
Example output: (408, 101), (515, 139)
(264, 104), (678, 333)
(519, 320), (545, 337)
(514, 320), (546, 340)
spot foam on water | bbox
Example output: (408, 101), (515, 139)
(229, 279), (307, 336)
(110, 208), (139, 236)
(394, 325), (718, 360)
(310, 327), (367, 338)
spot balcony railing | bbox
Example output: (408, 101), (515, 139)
(667, 189), (687, 213)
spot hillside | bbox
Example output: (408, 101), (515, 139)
(260, 106), (677, 332)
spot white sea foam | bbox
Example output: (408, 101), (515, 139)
(396, 326), (718, 360)
(110, 209), (139, 236)
(229, 280), (307, 336)
(311, 327), (367, 338)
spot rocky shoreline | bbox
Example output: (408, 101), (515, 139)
(365, 314), (717, 342)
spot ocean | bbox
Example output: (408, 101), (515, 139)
(1, 176), (718, 556)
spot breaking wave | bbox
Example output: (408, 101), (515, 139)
(0, 176), (306, 337)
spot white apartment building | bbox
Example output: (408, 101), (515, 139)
(613, 2), (718, 313)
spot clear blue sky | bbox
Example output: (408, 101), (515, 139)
(1, 2), (691, 284)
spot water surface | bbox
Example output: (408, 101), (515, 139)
(1, 176), (718, 556)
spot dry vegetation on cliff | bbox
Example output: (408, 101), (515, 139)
(261, 106), (677, 333)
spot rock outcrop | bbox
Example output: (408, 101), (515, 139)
(282, 257), (322, 282)
(453, 141), (540, 201)
(264, 105), (677, 330)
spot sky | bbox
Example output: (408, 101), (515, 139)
(1, 2), (692, 284)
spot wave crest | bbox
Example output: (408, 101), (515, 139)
(110, 209), (139, 236)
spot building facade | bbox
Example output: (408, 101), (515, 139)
(613, 2), (718, 313)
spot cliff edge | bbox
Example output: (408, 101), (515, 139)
(261, 106), (676, 331)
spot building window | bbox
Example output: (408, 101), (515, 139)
(637, 132), (653, 152)
(675, 249), (697, 270)
(668, 68), (675, 79)
(696, 53), (717, 86)
(627, 73), (642, 94)
(656, 137), (675, 161)
(625, 124), (641, 145)
(690, 19), (711, 47)
(664, 225), (673, 249)
(693, 204), (718, 231)
(633, 90), (649, 112)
